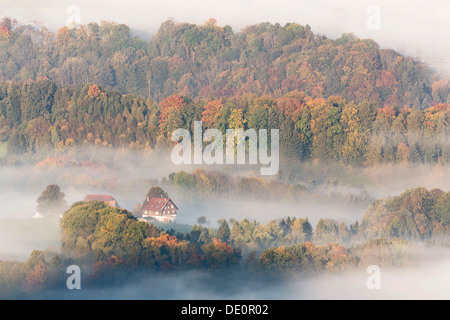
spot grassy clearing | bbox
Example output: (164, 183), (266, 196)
(152, 221), (194, 234)
(0, 142), (7, 157)
(337, 173), (376, 188)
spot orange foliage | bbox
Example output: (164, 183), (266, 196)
(36, 75), (49, 81)
(431, 103), (450, 112)
(327, 244), (348, 260)
(146, 234), (183, 247)
(201, 99), (223, 128)
(210, 238), (235, 253)
(87, 85), (105, 99)
(159, 95), (185, 122)
(158, 95), (187, 136)
(36, 157), (65, 168)
(56, 26), (71, 45)
(0, 25), (10, 40)
(376, 105), (396, 120)
(376, 70), (398, 91)
(91, 255), (124, 278)
(423, 103), (450, 130)
(160, 95), (186, 111)
(22, 264), (47, 296)
(277, 96), (305, 122)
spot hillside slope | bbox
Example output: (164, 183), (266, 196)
(0, 17), (448, 107)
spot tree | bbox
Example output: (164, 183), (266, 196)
(202, 99), (223, 129)
(22, 264), (47, 296)
(279, 115), (302, 160)
(340, 106), (368, 164)
(197, 216), (207, 225)
(36, 185), (68, 216)
(5, 83), (21, 124)
(217, 219), (231, 243)
(7, 132), (27, 155)
(297, 108), (312, 160)
(146, 186), (168, 199)
(227, 108), (246, 130)
(61, 201), (162, 261)
(173, 171), (197, 190)
(291, 218), (313, 242)
(158, 95), (187, 138)
(201, 239), (240, 268)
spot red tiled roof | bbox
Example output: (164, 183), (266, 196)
(84, 195), (116, 202)
(141, 197), (178, 213)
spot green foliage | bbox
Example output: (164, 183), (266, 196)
(217, 219), (231, 243)
(60, 201), (244, 273)
(146, 186), (168, 199)
(173, 171), (197, 189)
(313, 218), (351, 245)
(0, 18), (446, 106)
(350, 238), (418, 268)
(0, 77), (449, 168)
(297, 108), (312, 160)
(197, 216), (207, 225)
(61, 201), (157, 261)
(36, 184), (68, 217)
(0, 141), (8, 156)
(0, 248), (63, 299)
(360, 187), (450, 240)
(258, 242), (357, 277)
(201, 239), (241, 269)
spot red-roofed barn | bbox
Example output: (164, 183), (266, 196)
(140, 197), (178, 222)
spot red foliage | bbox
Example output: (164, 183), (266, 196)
(159, 95), (186, 124)
(201, 99), (223, 128)
(0, 25), (10, 40)
(376, 105), (396, 120)
(22, 264), (47, 296)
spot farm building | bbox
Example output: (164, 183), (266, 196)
(140, 196), (178, 222)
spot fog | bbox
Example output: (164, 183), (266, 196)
(0, 218), (59, 261)
(0, 149), (447, 221)
(40, 247), (450, 300)
(1, 148), (450, 298)
(1, 148), (450, 262)
(177, 201), (363, 227)
(0, 147), (374, 220)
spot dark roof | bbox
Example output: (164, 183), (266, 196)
(141, 197), (178, 212)
(84, 195), (117, 202)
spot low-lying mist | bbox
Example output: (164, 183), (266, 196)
(2, 147), (450, 262)
(40, 246), (450, 300)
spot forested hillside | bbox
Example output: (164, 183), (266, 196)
(1, 81), (450, 165)
(360, 187), (450, 240)
(3, 188), (442, 298)
(1, 17), (450, 165)
(0, 17), (448, 107)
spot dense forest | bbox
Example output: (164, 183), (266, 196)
(1, 16), (450, 165)
(0, 17), (448, 107)
(1, 80), (450, 165)
(2, 185), (447, 298)
(0, 16), (449, 298)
